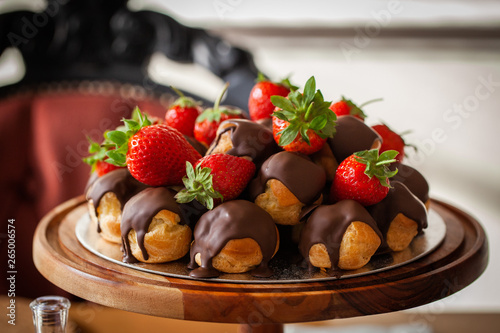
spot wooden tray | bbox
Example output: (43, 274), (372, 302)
(74, 206), (447, 284)
(33, 196), (489, 332)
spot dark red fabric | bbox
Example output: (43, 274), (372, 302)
(0, 89), (167, 298)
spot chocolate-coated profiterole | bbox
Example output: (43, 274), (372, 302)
(249, 151), (326, 225)
(121, 187), (197, 264)
(86, 168), (146, 243)
(206, 119), (279, 166)
(189, 200), (279, 278)
(389, 162), (430, 209)
(368, 181), (428, 252)
(327, 115), (382, 164)
(299, 200), (383, 271)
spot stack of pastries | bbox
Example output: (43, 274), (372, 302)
(84, 77), (430, 278)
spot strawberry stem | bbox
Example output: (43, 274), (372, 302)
(358, 98), (383, 108)
(171, 85), (185, 98)
(304, 102), (314, 121)
(214, 82), (230, 112)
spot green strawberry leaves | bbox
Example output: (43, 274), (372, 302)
(82, 136), (109, 172)
(175, 161), (223, 210)
(353, 149), (398, 187)
(104, 107), (152, 167)
(271, 76), (336, 147)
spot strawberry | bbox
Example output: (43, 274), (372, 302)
(105, 107), (202, 186)
(165, 86), (202, 137)
(94, 160), (123, 177)
(248, 73), (295, 121)
(272, 117), (327, 155)
(194, 83), (244, 147)
(329, 96), (382, 121)
(371, 124), (413, 163)
(271, 76), (336, 155)
(331, 149), (398, 206)
(83, 136), (125, 177)
(175, 154), (256, 209)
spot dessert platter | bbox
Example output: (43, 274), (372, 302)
(74, 208), (446, 283)
(33, 77), (489, 332)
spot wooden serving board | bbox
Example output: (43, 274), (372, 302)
(33, 196), (488, 332)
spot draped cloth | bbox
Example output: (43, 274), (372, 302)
(0, 82), (172, 297)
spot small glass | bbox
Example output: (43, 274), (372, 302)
(30, 296), (71, 333)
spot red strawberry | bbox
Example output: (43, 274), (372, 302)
(331, 149), (398, 206)
(272, 117), (327, 155)
(248, 73), (295, 121)
(271, 76), (336, 155)
(194, 83), (244, 147)
(329, 96), (382, 121)
(371, 124), (412, 163)
(175, 154), (256, 209)
(165, 86), (202, 137)
(94, 160), (123, 177)
(83, 137), (125, 176)
(105, 107), (201, 186)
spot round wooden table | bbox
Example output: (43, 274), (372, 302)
(33, 196), (489, 333)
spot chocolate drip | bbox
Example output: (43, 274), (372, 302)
(368, 181), (428, 249)
(389, 163), (430, 204)
(86, 169), (146, 232)
(121, 187), (191, 263)
(299, 200), (382, 270)
(208, 119), (279, 166)
(249, 151), (326, 204)
(327, 115), (381, 163)
(189, 200), (278, 278)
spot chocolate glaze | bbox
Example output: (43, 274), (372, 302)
(84, 171), (99, 195)
(188, 200), (278, 278)
(299, 200), (382, 271)
(389, 162), (430, 204)
(207, 119), (279, 166)
(368, 181), (428, 250)
(86, 168), (146, 232)
(327, 115), (381, 163)
(120, 186), (201, 263)
(249, 151), (326, 205)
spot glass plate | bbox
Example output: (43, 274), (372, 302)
(75, 209), (446, 284)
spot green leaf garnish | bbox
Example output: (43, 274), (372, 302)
(271, 76), (336, 147)
(278, 123), (300, 147)
(106, 131), (128, 146)
(175, 162), (223, 210)
(270, 95), (295, 111)
(353, 149), (398, 187)
(82, 136), (109, 172)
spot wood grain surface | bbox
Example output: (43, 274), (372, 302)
(33, 196), (488, 328)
